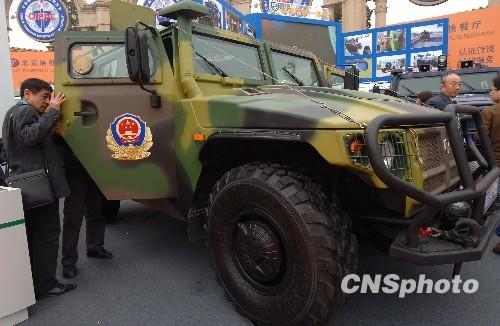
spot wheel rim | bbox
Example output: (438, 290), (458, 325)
(232, 210), (288, 287)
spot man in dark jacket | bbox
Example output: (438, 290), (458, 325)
(426, 73), (462, 111)
(60, 140), (113, 279)
(1, 78), (76, 299)
(481, 76), (500, 255)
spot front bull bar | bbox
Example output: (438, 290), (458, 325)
(364, 104), (499, 266)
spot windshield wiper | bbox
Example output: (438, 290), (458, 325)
(195, 51), (227, 77)
(460, 80), (476, 91)
(282, 66), (304, 86)
(399, 84), (417, 96)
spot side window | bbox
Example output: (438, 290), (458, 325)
(70, 44), (156, 79)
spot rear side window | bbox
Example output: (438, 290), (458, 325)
(70, 44), (128, 78)
(69, 44), (156, 79)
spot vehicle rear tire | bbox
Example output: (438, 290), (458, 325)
(208, 163), (357, 325)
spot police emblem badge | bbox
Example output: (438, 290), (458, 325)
(106, 114), (153, 160)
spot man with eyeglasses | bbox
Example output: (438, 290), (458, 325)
(426, 73), (462, 111)
(481, 76), (500, 254)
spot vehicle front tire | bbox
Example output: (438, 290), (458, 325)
(208, 163), (357, 325)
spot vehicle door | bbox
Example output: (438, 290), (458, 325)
(54, 31), (177, 200)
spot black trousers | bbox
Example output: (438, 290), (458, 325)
(24, 201), (60, 295)
(61, 170), (105, 267)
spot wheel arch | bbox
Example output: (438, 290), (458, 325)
(191, 134), (340, 208)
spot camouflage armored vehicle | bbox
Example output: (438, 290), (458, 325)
(54, 1), (499, 325)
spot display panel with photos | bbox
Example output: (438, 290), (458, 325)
(376, 54), (406, 77)
(346, 58), (373, 79)
(377, 29), (406, 53)
(409, 50), (443, 72)
(244, 22), (256, 38)
(225, 9), (242, 33)
(344, 33), (372, 57)
(338, 18), (447, 81)
(410, 23), (444, 49)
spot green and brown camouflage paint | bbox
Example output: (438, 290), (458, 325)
(54, 0), (450, 219)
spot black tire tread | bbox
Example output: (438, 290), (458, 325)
(208, 162), (358, 325)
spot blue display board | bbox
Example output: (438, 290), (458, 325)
(337, 19), (449, 82)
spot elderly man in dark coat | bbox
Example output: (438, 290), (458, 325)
(426, 73), (462, 111)
(1, 78), (76, 299)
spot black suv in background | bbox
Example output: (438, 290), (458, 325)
(390, 66), (500, 161)
(390, 67), (500, 107)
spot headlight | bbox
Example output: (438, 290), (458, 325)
(380, 135), (407, 178)
(345, 132), (410, 180)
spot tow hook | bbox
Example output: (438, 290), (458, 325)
(439, 218), (481, 248)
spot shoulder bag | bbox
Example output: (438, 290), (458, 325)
(4, 111), (55, 209)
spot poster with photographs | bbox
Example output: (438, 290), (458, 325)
(411, 23), (444, 49)
(346, 58), (373, 79)
(225, 9), (241, 33)
(199, 0), (223, 29)
(244, 22), (256, 38)
(377, 29), (406, 53)
(409, 50), (443, 72)
(344, 33), (372, 56)
(376, 54), (406, 77)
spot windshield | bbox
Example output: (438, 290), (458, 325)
(460, 72), (499, 91)
(271, 51), (320, 86)
(397, 76), (441, 96)
(192, 34), (264, 80)
(397, 71), (499, 96)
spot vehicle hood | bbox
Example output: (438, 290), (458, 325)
(192, 85), (439, 130)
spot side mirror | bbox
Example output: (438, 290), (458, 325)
(125, 27), (150, 84)
(344, 66), (359, 91)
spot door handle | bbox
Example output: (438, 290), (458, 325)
(74, 111), (97, 117)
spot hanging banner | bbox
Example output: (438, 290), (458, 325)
(10, 51), (55, 90)
(255, 0), (330, 20)
(17, 0), (68, 42)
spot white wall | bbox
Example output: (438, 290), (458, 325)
(0, 0), (15, 129)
